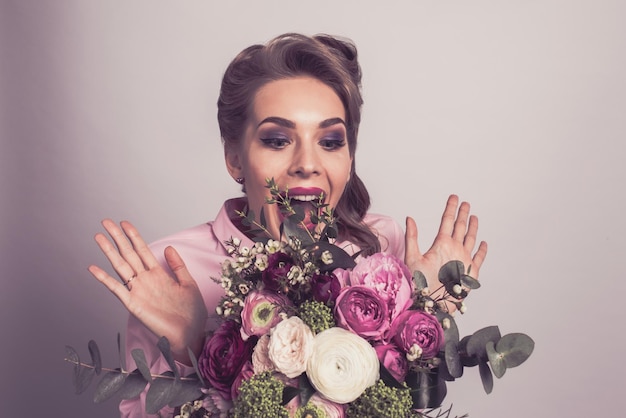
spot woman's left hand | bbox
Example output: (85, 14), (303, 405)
(404, 195), (488, 312)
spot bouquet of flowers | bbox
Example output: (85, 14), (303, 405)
(66, 180), (534, 417)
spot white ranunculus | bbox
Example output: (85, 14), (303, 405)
(307, 327), (379, 404)
(268, 316), (314, 378)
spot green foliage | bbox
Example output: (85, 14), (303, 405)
(231, 371), (290, 418)
(65, 335), (204, 414)
(346, 380), (413, 418)
(298, 300), (335, 334)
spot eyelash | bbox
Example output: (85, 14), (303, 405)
(259, 136), (346, 151)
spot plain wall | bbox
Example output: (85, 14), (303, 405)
(2, 1), (624, 416)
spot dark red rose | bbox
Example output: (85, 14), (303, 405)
(310, 272), (341, 305)
(334, 285), (391, 341)
(374, 343), (409, 383)
(262, 252), (295, 292)
(198, 320), (256, 400)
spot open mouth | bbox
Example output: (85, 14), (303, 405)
(278, 187), (326, 231)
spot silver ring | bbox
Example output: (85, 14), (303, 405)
(124, 274), (136, 289)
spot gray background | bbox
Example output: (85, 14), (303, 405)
(2, 1), (624, 416)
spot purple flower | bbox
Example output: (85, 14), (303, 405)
(310, 272), (341, 305)
(262, 252), (295, 292)
(198, 320), (256, 400)
(390, 310), (444, 360)
(334, 285), (390, 341)
(348, 253), (414, 320)
(374, 343), (409, 382)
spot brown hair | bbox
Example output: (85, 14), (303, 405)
(217, 33), (381, 255)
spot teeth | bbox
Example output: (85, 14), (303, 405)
(291, 195), (318, 202)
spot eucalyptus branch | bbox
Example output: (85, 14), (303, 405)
(64, 357), (200, 382)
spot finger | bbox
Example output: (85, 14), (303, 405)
(438, 195), (459, 236)
(88, 264), (131, 305)
(120, 220), (159, 270)
(452, 201), (470, 241)
(94, 231), (137, 284)
(463, 214), (478, 250)
(101, 219), (146, 274)
(472, 241), (488, 271)
(404, 216), (422, 267)
(163, 246), (195, 287)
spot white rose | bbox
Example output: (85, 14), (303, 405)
(306, 327), (379, 404)
(268, 316), (314, 378)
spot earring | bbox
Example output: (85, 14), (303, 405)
(235, 177), (245, 184)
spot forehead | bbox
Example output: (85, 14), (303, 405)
(251, 77), (345, 123)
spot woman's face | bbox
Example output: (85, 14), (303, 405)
(226, 76), (353, 239)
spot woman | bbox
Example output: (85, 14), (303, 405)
(88, 33), (487, 417)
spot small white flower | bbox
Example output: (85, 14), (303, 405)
(255, 254), (269, 271)
(442, 317), (451, 330)
(232, 237), (241, 246)
(320, 250), (334, 265)
(287, 266), (304, 284)
(425, 299), (434, 308)
(238, 283), (250, 295)
(459, 302), (467, 314)
(215, 306), (223, 316)
(420, 287), (430, 296)
(265, 239), (281, 254)
(407, 343), (423, 361)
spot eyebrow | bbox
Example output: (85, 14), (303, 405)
(257, 116), (347, 129)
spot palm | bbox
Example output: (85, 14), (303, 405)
(405, 195), (488, 311)
(88, 220), (207, 362)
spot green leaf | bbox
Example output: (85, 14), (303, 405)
(168, 375), (204, 408)
(259, 207), (267, 230)
(412, 270), (428, 291)
(146, 372), (178, 414)
(131, 349), (152, 382)
(407, 369), (447, 409)
(379, 363), (404, 389)
(438, 260), (464, 286)
(444, 340), (463, 378)
(187, 347), (205, 388)
(486, 341), (506, 379)
(65, 345), (81, 383)
(461, 274), (481, 290)
(282, 385), (302, 406)
(289, 204), (305, 223)
(436, 312), (459, 344)
(295, 373), (315, 407)
(75, 367), (96, 395)
(466, 326), (501, 362)
(117, 333), (126, 371)
(156, 337), (179, 379)
(118, 370), (149, 400)
(94, 368), (127, 403)
(496, 333), (535, 368)
(88, 340), (102, 375)
(478, 361), (494, 394)
(308, 241), (356, 271)
(282, 216), (314, 246)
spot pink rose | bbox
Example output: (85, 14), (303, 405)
(308, 393), (346, 418)
(390, 310), (444, 360)
(374, 343), (409, 382)
(268, 316), (314, 378)
(241, 290), (290, 338)
(348, 253), (414, 320)
(334, 286), (390, 341)
(198, 320), (256, 400)
(251, 334), (275, 374)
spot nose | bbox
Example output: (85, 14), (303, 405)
(289, 142), (321, 177)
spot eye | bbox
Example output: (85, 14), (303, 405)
(319, 137), (346, 151)
(260, 136), (290, 149)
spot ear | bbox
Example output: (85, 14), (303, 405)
(224, 145), (243, 180)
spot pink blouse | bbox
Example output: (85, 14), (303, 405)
(119, 198), (405, 417)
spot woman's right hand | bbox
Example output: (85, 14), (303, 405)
(88, 219), (208, 364)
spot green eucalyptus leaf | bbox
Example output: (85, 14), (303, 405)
(88, 340), (102, 375)
(436, 312), (459, 344)
(156, 337), (179, 379)
(444, 340), (463, 378)
(308, 241), (356, 271)
(458, 335), (480, 367)
(478, 361), (494, 394)
(496, 333), (535, 368)
(461, 274), (481, 290)
(117, 333), (126, 371)
(282, 216), (314, 246)
(438, 260), (464, 286)
(259, 207), (267, 229)
(379, 363), (404, 389)
(466, 326), (501, 361)
(131, 348), (152, 382)
(94, 368), (126, 403)
(75, 367), (95, 395)
(323, 224), (338, 239)
(118, 369), (149, 400)
(282, 386), (302, 406)
(413, 271), (428, 291)
(290, 204), (305, 223)
(407, 369), (447, 409)
(486, 341), (506, 379)
(146, 372), (178, 414)
(187, 347), (205, 388)
(168, 375), (204, 408)
(65, 345), (81, 382)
